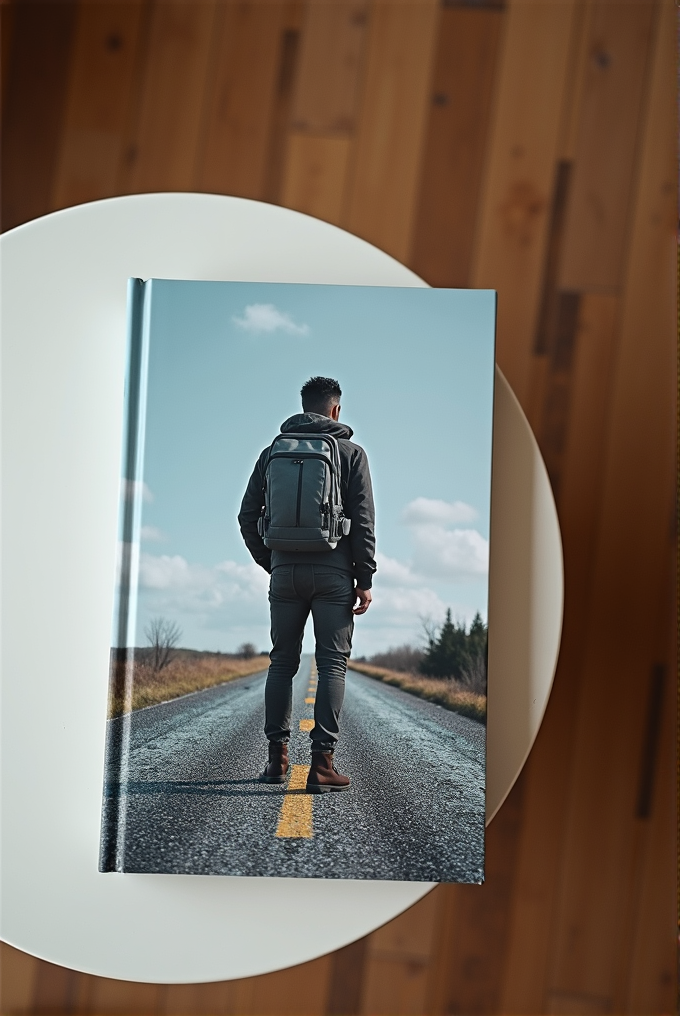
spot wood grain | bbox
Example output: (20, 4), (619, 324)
(546, 0), (675, 1000)
(1, 0), (16, 122)
(469, 0), (577, 409)
(344, 0), (439, 262)
(197, 1), (294, 200)
(291, 0), (369, 135)
(360, 891), (439, 1015)
(119, 0), (217, 193)
(281, 133), (351, 225)
(625, 641), (676, 1012)
(428, 776), (525, 1015)
(1, 0), (77, 230)
(410, 6), (503, 288)
(559, 0), (657, 290)
(81, 973), (164, 1015)
(230, 956), (332, 1015)
(326, 937), (368, 1016)
(51, 1), (146, 210)
(0, 944), (39, 1015)
(262, 12), (305, 205)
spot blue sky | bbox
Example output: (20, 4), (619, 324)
(124, 280), (496, 655)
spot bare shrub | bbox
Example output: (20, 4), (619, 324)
(237, 642), (258, 659)
(459, 652), (488, 695)
(144, 617), (182, 672)
(368, 644), (424, 673)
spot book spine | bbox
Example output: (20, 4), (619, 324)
(99, 278), (152, 872)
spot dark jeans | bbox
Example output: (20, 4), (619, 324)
(265, 564), (354, 751)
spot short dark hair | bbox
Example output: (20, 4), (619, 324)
(301, 376), (342, 414)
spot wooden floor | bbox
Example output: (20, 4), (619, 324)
(0, 1), (676, 1013)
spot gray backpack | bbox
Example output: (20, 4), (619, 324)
(257, 432), (351, 552)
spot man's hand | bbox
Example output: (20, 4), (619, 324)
(353, 586), (372, 615)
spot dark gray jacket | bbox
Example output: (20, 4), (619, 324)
(238, 413), (376, 589)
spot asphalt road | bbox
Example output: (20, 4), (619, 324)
(101, 658), (485, 882)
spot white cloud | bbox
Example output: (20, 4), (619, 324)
(121, 479), (153, 502)
(137, 553), (269, 618)
(411, 525), (488, 579)
(232, 303), (309, 336)
(364, 496), (487, 643)
(402, 497), (477, 526)
(399, 497), (488, 580)
(374, 552), (418, 587)
(140, 525), (164, 542)
(365, 554), (449, 649)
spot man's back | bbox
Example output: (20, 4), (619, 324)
(238, 411), (376, 590)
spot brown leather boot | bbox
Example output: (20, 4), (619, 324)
(306, 751), (350, 793)
(260, 741), (289, 783)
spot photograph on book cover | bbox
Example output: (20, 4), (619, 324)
(101, 279), (495, 882)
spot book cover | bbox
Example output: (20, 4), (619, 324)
(100, 278), (496, 881)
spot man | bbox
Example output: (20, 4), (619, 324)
(238, 376), (376, 792)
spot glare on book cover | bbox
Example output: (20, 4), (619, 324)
(100, 279), (496, 882)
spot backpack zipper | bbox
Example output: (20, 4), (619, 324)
(295, 461), (304, 526)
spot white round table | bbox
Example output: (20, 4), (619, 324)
(0, 193), (563, 982)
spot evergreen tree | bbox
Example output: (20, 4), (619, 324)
(420, 608), (469, 679)
(419, 609), (488, 689)
(465, 611), (488, 691)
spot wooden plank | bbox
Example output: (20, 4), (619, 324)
(344, 0), (439, 263)
(524, 0), (588, 429)
(625, 653), (676, 1012)
(469, 0), (577, 409)
(327, 937), (369, 1016)
(80, 974), (164, 1014)
(367, 889), (438, 961)
(1, 0), (77, 230)
(0, 943), (40, 1014)
(162, 979), (235, 1015)
(559, 1), (656, 291)
(525, 159), (573, 435)
(545, 0), (675, 1000)
(51, 1), (146, 211)
(281, 133), (352, 225)
(360, 891), (439, 1015)
(1, 0), (16, 123)
(119, 0), (217, 194)
(279, 1), (369, 226)
(497, 298), (618, 1015)
(197, 1), (293, 200)
(261, 11), (304, 205)
(291, 0), (369, 135)
(499, 4), (671, 1003)
(231, 954), (332, 1015)
(360, 954), (432, 1015)
(496, 690), (580, 1014)
(426, 776), (525, 1015)
(557, 294), (619, 513)
(410, 6), (504, 288)
(31, 956), (78, 1014)
(609, 9), (676, 1007)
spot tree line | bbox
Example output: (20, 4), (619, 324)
(365, 609), (488, 695)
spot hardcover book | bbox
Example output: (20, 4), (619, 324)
(100, 279), (496, 882)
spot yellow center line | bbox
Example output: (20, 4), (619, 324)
(275, 765), (313, 838)
(305, 697), (315, 704)
(299, 718), (314, 731)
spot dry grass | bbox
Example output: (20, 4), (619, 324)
(107, 652), (270, 718)
(348, 662), (486, 723)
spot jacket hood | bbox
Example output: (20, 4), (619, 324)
(280, 413), (353, 440)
